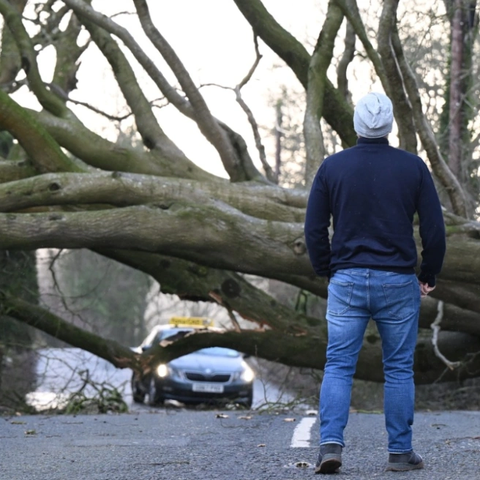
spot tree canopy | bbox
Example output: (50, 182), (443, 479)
(1, 0), (479, 385)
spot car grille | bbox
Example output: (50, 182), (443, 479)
(185, 372), (231, 382)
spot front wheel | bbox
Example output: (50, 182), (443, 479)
(246, 389), (253, 408)
(131, 375), (146, 404)
(241, 389), (253, 409)
(148, 378), (164, 406)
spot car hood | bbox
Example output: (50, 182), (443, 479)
(169, 352), (242, 372)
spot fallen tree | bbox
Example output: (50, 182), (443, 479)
(1, 0), (479, 384)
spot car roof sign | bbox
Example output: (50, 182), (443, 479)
(168, 316), (214, 328)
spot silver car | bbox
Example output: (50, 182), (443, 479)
(131, 323), (254, 408)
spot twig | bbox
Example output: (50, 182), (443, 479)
(208, 290), (242, 332)
(430, 300), (461, 370)
(234, 36), (274, 182)
(67, 96), (133, 121)
(200, 36), (273, 182)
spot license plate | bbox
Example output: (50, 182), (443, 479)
(192, 383), (224, 393)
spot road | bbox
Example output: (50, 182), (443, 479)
(12, 349), (480, 479)
(1, 409), (480, 479)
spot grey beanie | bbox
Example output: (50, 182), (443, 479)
(353, 92), (393, 138)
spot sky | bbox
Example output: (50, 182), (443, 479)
(7, 1), (463, 179)
(11, 0), (408, 178)
(25, 0), (327, 178)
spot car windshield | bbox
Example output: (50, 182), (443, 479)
(156, 329), (240, 357)
(197, 347), (240, 357)
(159, 328), (193, 341)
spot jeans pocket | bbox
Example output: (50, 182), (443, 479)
(327, 279), (354, 315)
(382, 280), (416, 319)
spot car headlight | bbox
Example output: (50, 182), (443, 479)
(240, 361), (255, 383)
(156, 364), (169, 378)
(156, 364), (184, 379)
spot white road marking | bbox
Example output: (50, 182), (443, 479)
(290, 417), (317, 448)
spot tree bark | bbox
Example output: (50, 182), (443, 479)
(448, 0), (465, 178)
(304, 1), (343, 185)
(4, 292), (480, 385)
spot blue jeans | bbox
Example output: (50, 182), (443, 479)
(320, 268), (421, 453)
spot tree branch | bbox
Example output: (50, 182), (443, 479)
(420, 296), (480, 337)
(0, 90), (83, 174)
(233, 37), (274, 182)
(334, 0), (417, 151)
(0, 172), (306, 222)
(304, 1), (343, 186)
(0, 204), (312, 278)
(430, 300), (461, 370)
(433, 279), (480, 313)
(0, 160), (36, 183)
(0, 0), (68, 116)
(0, 0), (26, 89)
(132, 0), (265, 182)
(377, 0), (418, 152)
(97, 249), (316, 334)
(76, 13), (187, 160)
(0, 293), (139, 369)
(4, 289), (480, 385)
(62, 0), (266, 183)
(336, 19), (355, 102)
(333, 0), (387, 84)
(61, 0), (194, 118)
(41, 3), (86, 96)
(391, 25), (469, 217)
(232, 0), (357, 147)
(30, 109), (216, 181)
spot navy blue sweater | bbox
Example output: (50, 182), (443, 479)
(304, 137), (446, 286)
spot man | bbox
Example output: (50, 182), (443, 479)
(304, 92), (446, 474)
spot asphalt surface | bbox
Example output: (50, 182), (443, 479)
(1, 409), (479, 479)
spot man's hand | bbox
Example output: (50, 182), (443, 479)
(419, 282), (435, 298)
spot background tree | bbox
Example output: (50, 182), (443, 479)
(1, 0), (480, 387)
(38, 249), (151, 346)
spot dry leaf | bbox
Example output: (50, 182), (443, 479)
(215, 414), (229, 419)
(238, 416), (252, 420)
(25, 430), (36, 435)
(284, 418), (296, 422)
(257, 443), (266, 447)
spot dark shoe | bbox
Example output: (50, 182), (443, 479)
(386, 451), (424, 471)
(315, 443), (342, 474)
